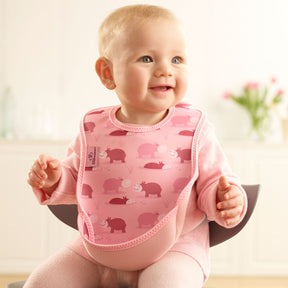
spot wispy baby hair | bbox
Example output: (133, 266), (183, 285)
(98, 4), (178, 57)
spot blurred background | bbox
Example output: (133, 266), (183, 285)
(1, 0), (288, 286)
(1, 0), (288, 141)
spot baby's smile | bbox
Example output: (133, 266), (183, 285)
(149, 85), (174, 92)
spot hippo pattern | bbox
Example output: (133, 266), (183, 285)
(138, 143), (159, 158)
(140, 182), (162, 197)
(138, 212), (160, 228)
(106, 148), (126, 163)
(79, 105), (201, 244)
(105, 217), (126, 233)
(103, 178), (123, 194)
(82, 184), (93, 198)
(109, 196), (129, 205)
(144, 161), (165, 169)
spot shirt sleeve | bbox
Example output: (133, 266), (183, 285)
(32, 135), (81, 205)
(195, 119), (247, 228)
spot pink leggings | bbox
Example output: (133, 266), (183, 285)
(24, 247), (204, 288)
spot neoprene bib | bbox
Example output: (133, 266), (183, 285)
(76, 104), (203, 270)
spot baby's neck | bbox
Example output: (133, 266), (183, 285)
(116, 107), (169, 126)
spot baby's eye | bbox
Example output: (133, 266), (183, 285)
(171, 56), (182, 64)
(139, 56), (153, 63)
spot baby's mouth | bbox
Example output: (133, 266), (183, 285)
(150, 86), (173, 92)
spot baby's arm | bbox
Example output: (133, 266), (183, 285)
(196, 119), (247, 228)
(27, 136), (80, 205)
(216, 175), (245, 227)
(27, 154), (62, 196)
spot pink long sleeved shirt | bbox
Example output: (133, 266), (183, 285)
(33, 103), (247, 279)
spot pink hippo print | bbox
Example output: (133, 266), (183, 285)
(140, 182), (162, 197)
(138, 143), (159, 158)
(144, 161), (165, 169)
(84, 122), (95, 133)
(105, 217), (126, 233)
(109, 130), (129, 136)
(138, 212), (159, 228)
(178, 130), (195, 136)
(103, 178), (123, 194)
(82, 184), (93, 198)
(109, 196), (129, 205)
(106, 148), (126, 163)
(176, 148), (191, 163)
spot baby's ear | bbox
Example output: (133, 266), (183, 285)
(95, 57), (116, 90)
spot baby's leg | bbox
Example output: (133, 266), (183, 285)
(138, 251), (204, 288)
(24, 246), (138, 288)
(24, 247), (103, 288)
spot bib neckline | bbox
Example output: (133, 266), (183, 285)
(109, 105), (175, 133)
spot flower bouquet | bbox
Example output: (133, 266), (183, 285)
(223, 78), (285, 140)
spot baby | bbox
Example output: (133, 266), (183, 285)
(26, 4), (246, 288)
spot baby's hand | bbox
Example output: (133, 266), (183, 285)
(216, 175), (244, 227)
(27, 154), (62, 196)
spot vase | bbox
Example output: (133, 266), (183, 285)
(248, 115), (269, 141)
(282, 119), (288, 143)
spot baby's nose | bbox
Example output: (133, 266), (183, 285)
(154, 62), (173, 77)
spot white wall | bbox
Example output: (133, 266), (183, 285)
(0, 0), (4, 94)
(1, 0), (288, 140)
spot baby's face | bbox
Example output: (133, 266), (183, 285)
(109, 19), (188, 124)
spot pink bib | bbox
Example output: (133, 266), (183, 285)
(77, 104), (203, 270)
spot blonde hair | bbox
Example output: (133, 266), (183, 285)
(98, 4), (178, 57)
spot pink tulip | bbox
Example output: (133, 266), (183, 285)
(271, 77), (277, 83)
(276, 89), (284, 96)
(245, 82), (258, 90)
(223, 91), (231, 99)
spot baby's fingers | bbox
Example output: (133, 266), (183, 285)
(219, 207), (242, 227)
(217, 196), (240, 210)
(223, 216), (241, 227)
(38, 154), (54, 170)
(223, 188), (243, 201)
(30, 160), (46, 180)
(220, 206), (243, 219)
(27, 170), (45, 188)
(27, 158), (48, 188)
